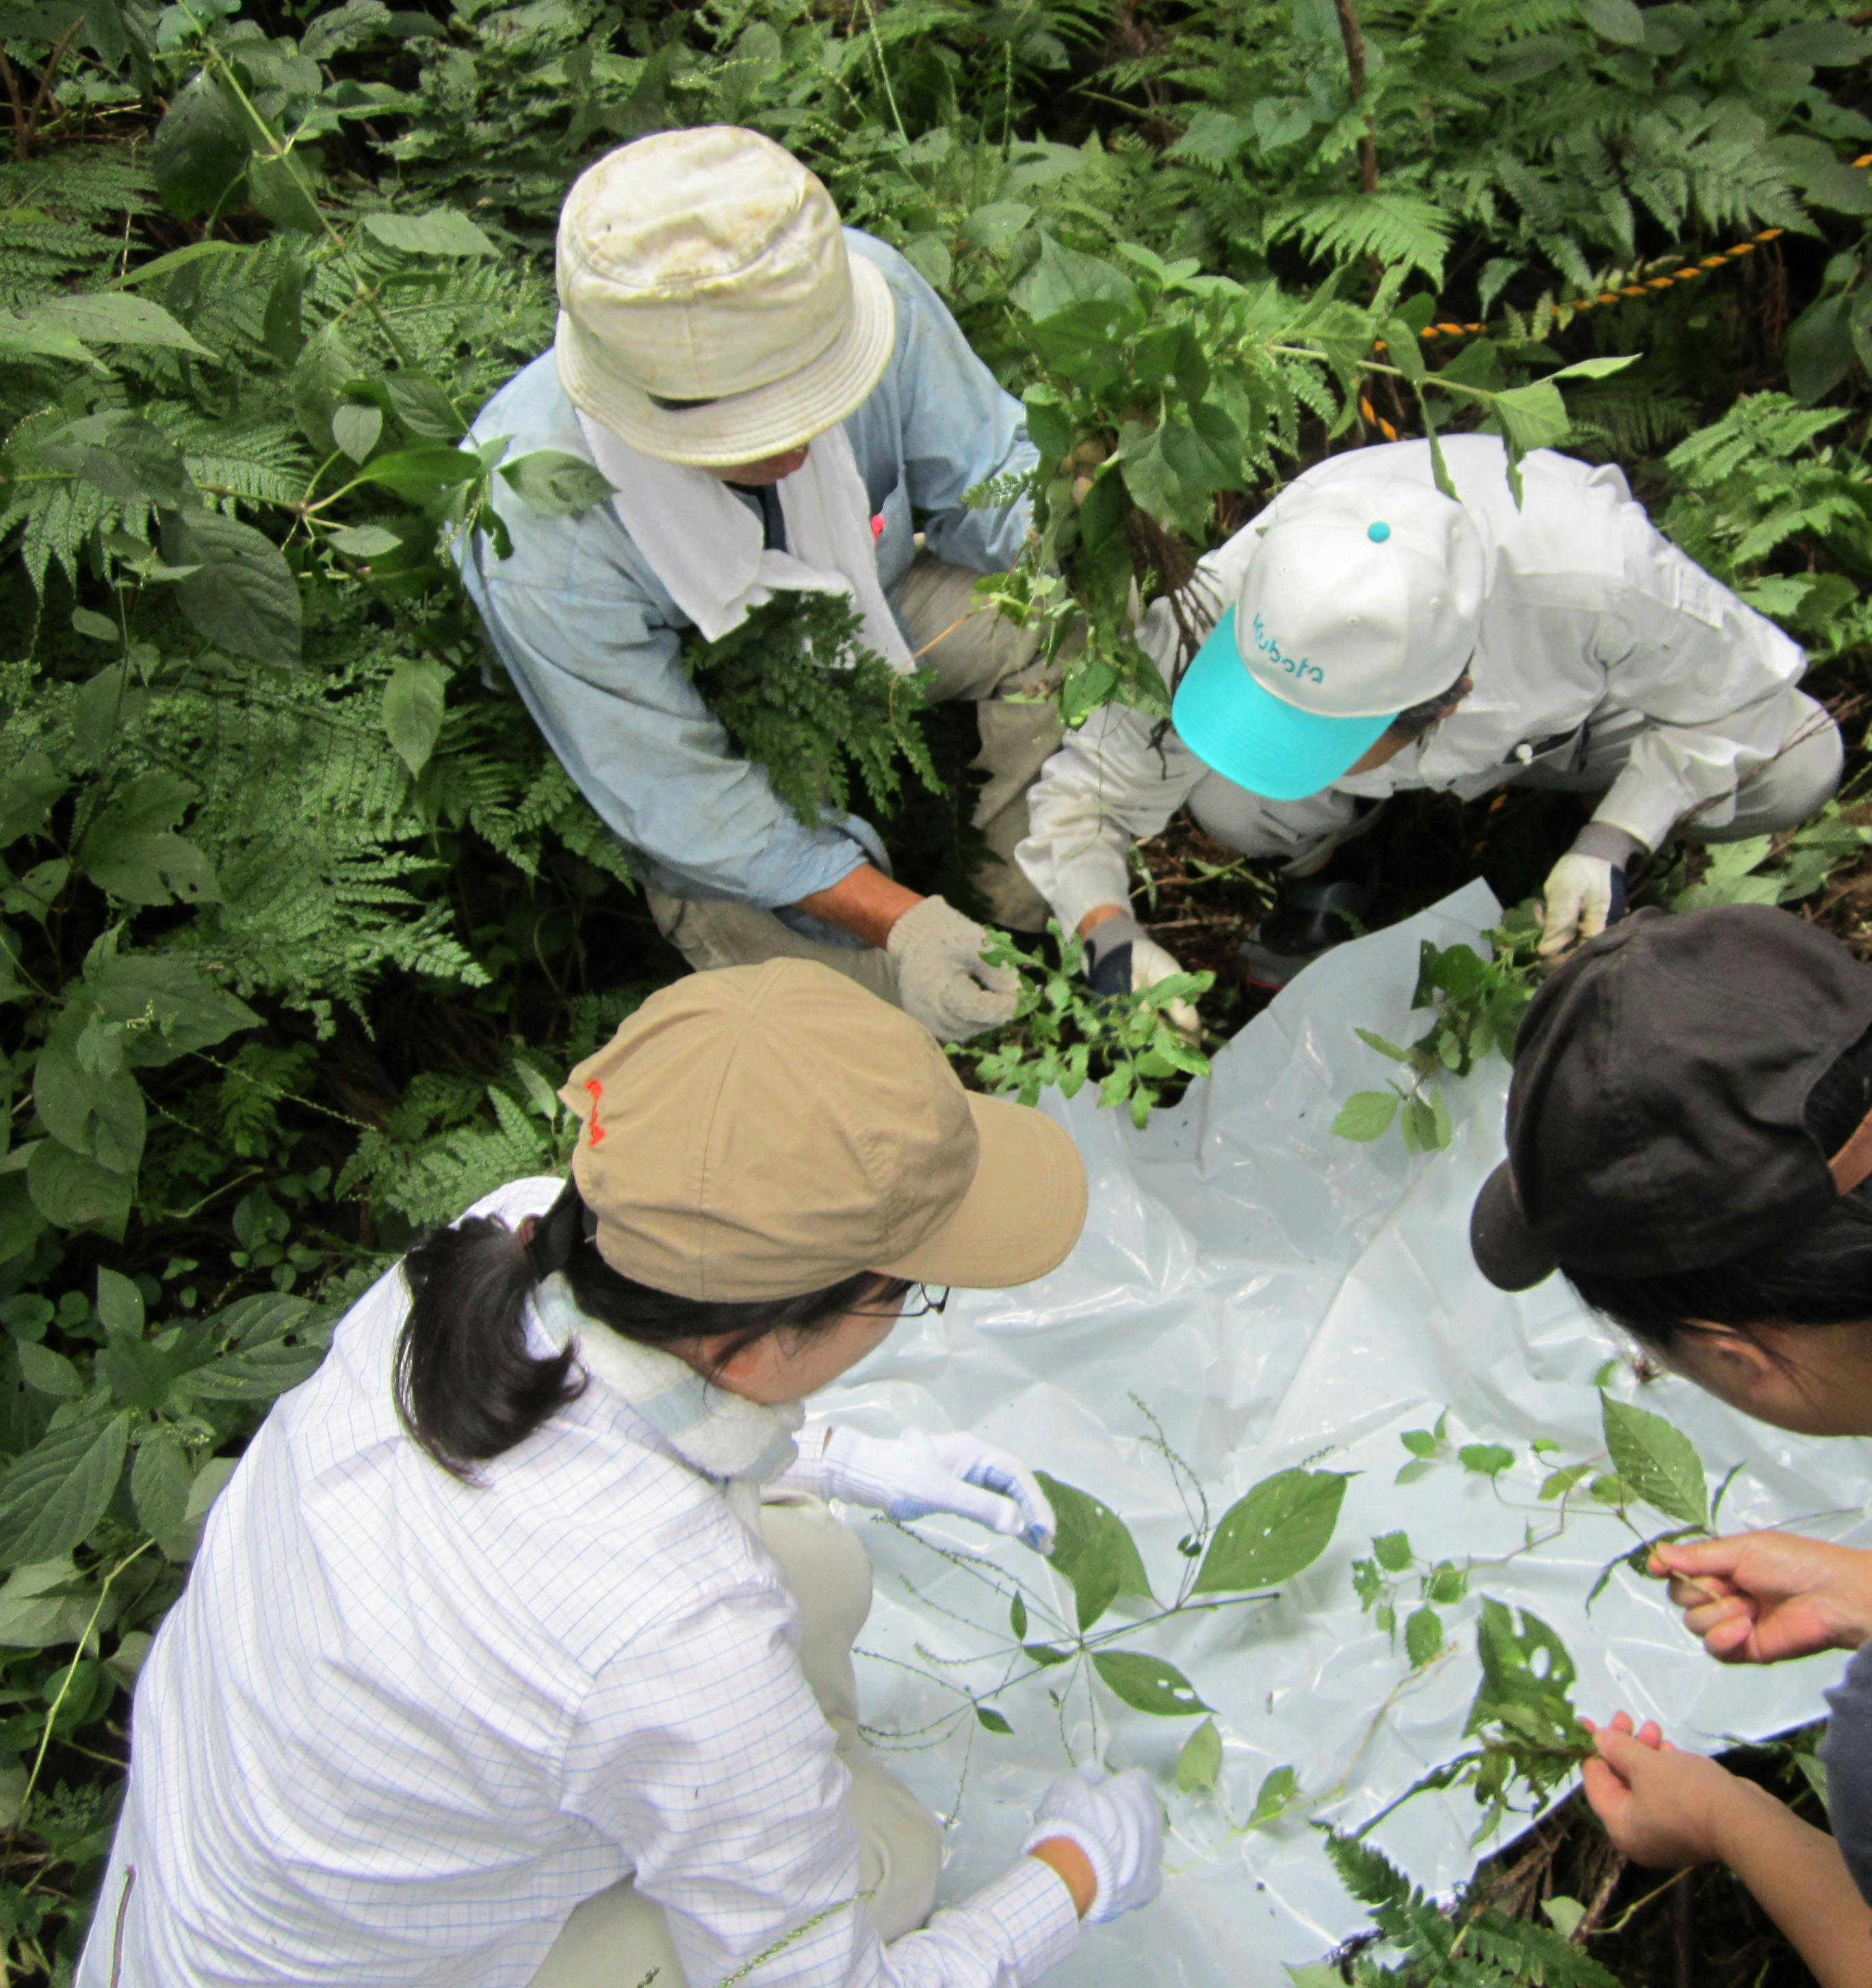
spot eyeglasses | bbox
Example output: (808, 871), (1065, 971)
(855, 1282), (950, 1320)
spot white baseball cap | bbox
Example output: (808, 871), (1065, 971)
(1171, 476), (1485, 800)
(554, 127), (898, 469)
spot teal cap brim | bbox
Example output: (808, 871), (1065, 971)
(1171, 606), (1396, 802)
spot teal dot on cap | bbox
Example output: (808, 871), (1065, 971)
(1367, 520), (1392, 542)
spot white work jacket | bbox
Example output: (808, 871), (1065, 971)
(81, 1178), (1078, 1988)
(1017, 436), (1807, 934)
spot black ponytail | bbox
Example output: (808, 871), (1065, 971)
(395, 1179), (908, 1479)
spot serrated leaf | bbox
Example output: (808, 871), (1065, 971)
(1175, 1716), (1223, 1792)
(1404, 1605), (1444, 1667)
(1459, 1443), (1514, 1477)
(1371, 1529), (1412, 1573)
(1332, 1089), (1399, 1141)
(1193, 1469), (1348, 1595)
(1600, 1395), (1708, 1528)
(165, 509), (302, 666)
(151, 73), (248, 219)
(1091, 1649), (1211, 1716)
(0, 1415), (131, 1566)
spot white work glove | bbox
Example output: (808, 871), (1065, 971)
(1082, 912), (1200, 1037)
(810, 1427), (1056, 1552)
(1537, 825), (1638, 959)
(1022, 1764), (1165, 1924)
(885, 896), (1019, 1042)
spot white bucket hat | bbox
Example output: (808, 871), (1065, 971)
(1172, 476), (1486, 800)
(553, 127), (898, 469)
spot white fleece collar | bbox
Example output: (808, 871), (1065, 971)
(531, 1276), (802, 1486)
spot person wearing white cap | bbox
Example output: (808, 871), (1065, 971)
(1017, 433), (1843, 1003)
(456, 127), (1061, 1042)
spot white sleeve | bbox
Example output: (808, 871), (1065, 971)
(1588, 504), (1808, 851)
(1015, 526), (1260, 935)
(560, 1579), (1078, 1988)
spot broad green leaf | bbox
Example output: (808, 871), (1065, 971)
(382, 657), (448, 776)
(1543, 1896), (1587, 1939)
(382, 371), (464, 440)
(362, 209), (497, 257)
(1459, 1442), (1514, 1477)
(328, 524), (402, 558)
(1404, 1605), (1444, 1667)
(498, 450), (616, 519)
(130, 1436), (192, 1544)
(32, 1048), (146, 1174)
(1464, 1597), (1578, 1746)
(350, 446), (481, 505)
(190, 1293), (331, 1402)
(976, 1705), (1013, 1735)
(1489, 380), (1569, 455)
(1091, 1649), (1211, 1716)
(165, 509), (303, 665)
(35, 292), (213, 359)
(1542, 355), (1639, 384)
(1786, 293), (1856, 404)
(1600, 1395), (1708, 1528)
(0, 1415), (131, 1567)
(94, 1267), (142, 1338)
(1192, 1468), (1348, 1595)
(1175, 1716), (1223, 1791)
(0, 1560), (107, 1651)
(1022, 1642), (1071, 1666)
(1248, 1763), (1299, 1825)
(15, 1341), (80, 1400)
(1014, 233), (1137, 318)
(1034, 1472), (1152, 1629)
(27, 1139), (133, 1239)
(85, 953), (258, 1067)
(1331, 1090), (1399, 1141)
(1372, 1529), (1412, 1572)
(332, 401), (383, 463)
(151, 73), (249, 218)
(1353, 1028), (1410, 1062)
(1580, 0), (1645, 44)
(1009, 1593), (1027, 1640)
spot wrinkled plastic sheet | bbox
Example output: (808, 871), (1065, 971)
(811, 882), (1872, 1983)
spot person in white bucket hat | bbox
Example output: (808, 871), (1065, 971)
(1017, 433), (1842, 1007)
(456, 127), (1065, 1042)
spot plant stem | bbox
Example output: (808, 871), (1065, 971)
(1332, 0), (1379, 197)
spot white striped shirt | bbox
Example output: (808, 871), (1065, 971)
(79, 1178), (1079, 1988)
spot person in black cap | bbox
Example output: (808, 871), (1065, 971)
(1471, 902), (1872, 1987)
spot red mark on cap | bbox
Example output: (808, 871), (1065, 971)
(870, 513), (885, 541)
(584, 1078), (607, 1146)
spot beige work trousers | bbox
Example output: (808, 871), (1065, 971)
(528, 1496), (940, 1988)
(645, 556), (1063, 1003)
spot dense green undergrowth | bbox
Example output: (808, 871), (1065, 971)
(5, 0), (1872, 1977)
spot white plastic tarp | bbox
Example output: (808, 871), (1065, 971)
(810, 881), (1872, 1984)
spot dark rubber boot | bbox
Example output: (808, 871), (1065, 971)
(1239, 877), (1374, 990)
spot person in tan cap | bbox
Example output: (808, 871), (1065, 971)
(456, 126), (1063, 1043)
(82, 962), (1165, 1988)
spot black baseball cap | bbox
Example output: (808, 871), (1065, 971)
(1470, 905), (1872, 1293)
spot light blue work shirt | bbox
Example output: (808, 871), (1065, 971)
(456, 231), (1036, 918)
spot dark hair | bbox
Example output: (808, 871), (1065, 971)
(395, 1179), (909, 1479)
(1565, 1025), (1872, 1351)
(1383, 669), (1470, 744)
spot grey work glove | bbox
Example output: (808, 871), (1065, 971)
(885, 896), (1018, 1042)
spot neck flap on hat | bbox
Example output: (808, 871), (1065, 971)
(577, 412), (913, 673)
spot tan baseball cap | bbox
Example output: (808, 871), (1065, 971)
(557, 960), (1087, 1302)
(554, 126), (898, 469)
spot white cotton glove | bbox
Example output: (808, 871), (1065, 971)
(811, 1427), (1056, 1552)
(1082, 912), (1200, 1038)
(1022, 1764), (1165, 1924)
(885, 896), (1019, 1042)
